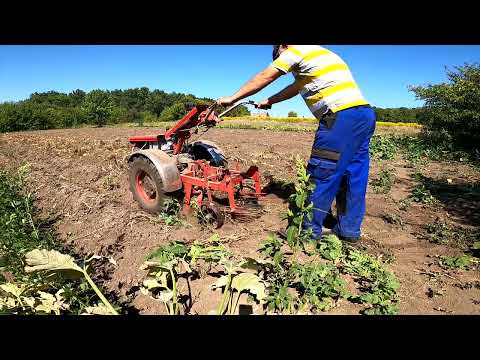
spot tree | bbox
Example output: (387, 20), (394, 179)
(288, 111), (298, 117)
(82, 90), (114, 127)
(145, 90), (168, 117)
(160, 102), (186, 121)
(409, 63), (480, 152)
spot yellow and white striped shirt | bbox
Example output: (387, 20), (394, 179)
(271, 45), (369, 118)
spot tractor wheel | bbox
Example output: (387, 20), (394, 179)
(128, 156), (168, 213)
(200, 203), (225, 229)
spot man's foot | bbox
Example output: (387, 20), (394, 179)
(323, 212), (338, 230)
(336, 234), (361, 244)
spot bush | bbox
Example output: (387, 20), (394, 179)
(160, 102), (186, 122)
(82, 90), (115, 127)
(288, 111), (298, 117)
(409, 63), (480, 154)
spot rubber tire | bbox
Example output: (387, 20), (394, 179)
(128, 156), (167, 214)
(200, 204), (225, 229)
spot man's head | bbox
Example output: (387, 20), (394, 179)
(272, 45), (289, 60)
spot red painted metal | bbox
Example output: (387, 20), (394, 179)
(129, 135), (160, 143)
(180, 160), (262, 215)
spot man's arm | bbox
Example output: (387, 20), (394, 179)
(217, 66), (284, 106)
(268, 82), (299, 104)
(255, 82), (299, 109)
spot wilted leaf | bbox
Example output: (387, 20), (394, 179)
(159, 290), (174, 303)
(231, 273), (266, 302)
(82, 304), (115, 315)
(0, 283), (25, 298)
(210, 275), (230, 290)
(85, 254), (103, 263)
(24, 249), (83, 279)
(143, 279), (164, 290)
(141, 259), (176, 271)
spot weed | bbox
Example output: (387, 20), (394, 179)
(438, 255), (477, 270)
(382, 213), (404, 227)
(342, 248), (399, 315)
(158, 198), (184, 226)
(409, 183), (437, 205)
(370, 167), (396, 194)
(370, 135), (398, 160)
(101, 175), (120, 190)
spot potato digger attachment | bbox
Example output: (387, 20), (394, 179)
(127, 100), (267, 228)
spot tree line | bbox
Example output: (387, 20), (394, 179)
(0, 88), (251, 132)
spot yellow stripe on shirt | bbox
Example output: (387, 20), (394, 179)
(305, 82), (358, 106)
(296, 63), (350, 87)
(332, 99), (370, 113)
(272, 59), (291, 72)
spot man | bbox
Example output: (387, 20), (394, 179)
(217, 45), (376, 243)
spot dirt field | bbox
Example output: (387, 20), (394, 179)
(1, 126), (479, 315)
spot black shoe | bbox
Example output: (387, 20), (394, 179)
(323, 212), (338, 230)
(336, 234), (361, 244)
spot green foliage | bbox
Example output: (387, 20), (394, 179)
(343, 248), (399, 315)
(82, 90), (115, 127)
(0, 87), (250, 133)
(409, 63), (480, 155)
(284, 156), (316, 255)
(288, 111), (298, 117)
(369, 135), (398, 160)
(438, 255), (476, 270)
(409, 183), (436, 205)
(158, 198), (183, 226)
(316, 234), (344, 262)
(372, 106), (423, 124)
(160, 102), (186, 122)
(370, 167), (396, 194)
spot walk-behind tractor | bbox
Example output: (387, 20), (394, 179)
(127, 101), (267, 228)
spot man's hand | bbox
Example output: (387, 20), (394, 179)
(216, 96), (236, 107)
(255, 99), (272, 110)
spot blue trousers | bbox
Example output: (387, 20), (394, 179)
(303, 105), (376, 239)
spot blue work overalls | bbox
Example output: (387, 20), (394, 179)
(303, 105), (376, 239)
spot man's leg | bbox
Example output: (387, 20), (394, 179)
(305, 105), (376, 240)
(333, 138), (370, 239)
(304, 158), (345, 238)
(333, 107), (376, 240)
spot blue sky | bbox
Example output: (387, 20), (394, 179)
(1, 45), (479, 117)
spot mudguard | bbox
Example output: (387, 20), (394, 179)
(127, 149), (182, 193)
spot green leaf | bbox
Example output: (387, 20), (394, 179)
(286, 226), (296, 244)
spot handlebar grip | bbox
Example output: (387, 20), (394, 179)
(254, 104), (272, 110)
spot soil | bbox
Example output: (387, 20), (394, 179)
(1, 126), (479, 315)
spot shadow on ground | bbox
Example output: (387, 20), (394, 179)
(419, 175), (480, 227)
